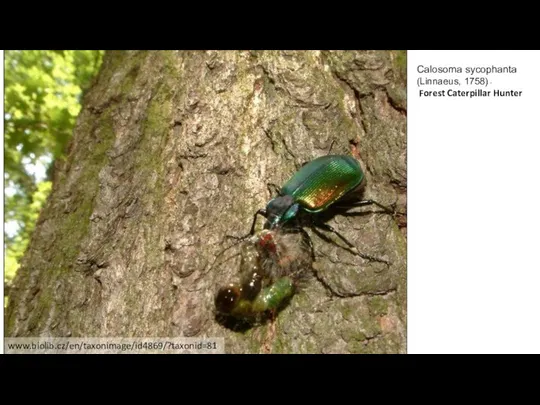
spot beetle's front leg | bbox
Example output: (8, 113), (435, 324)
(249, 209), (267, 236)
(226, 209), (267, 241)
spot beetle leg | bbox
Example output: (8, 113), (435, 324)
(225, 210), (266, 243)
(298, 227), (315, 262)
(313, 222), (390, 265)
(335, 199), (395, 214)
(314, 222), (355, 248)
(354, 251), (390, 265)
(249, 209), (267, 236)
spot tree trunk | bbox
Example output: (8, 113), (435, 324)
(6, 50), (407, 353)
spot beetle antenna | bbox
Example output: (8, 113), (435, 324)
(207, 236), (245, 273)
(266, 182), (281, 197)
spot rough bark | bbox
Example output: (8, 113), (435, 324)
(6, 50), (407, 353)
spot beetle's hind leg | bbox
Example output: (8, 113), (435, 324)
(312, 222), (390, 265)
(298, 227), (315, 263)
(334, 199), (396, 215)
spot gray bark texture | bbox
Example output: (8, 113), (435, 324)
(6, 50), (407, 353)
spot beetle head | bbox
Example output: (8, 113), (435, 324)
(264, 195), (299, 229)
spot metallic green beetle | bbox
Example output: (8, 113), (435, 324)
(249, 154), (391, 233)
(245, 155), (393, 264)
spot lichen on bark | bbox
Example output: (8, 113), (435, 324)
(6, 50), (407, 353)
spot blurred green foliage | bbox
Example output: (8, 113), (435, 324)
(4, 50), (104, 293)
